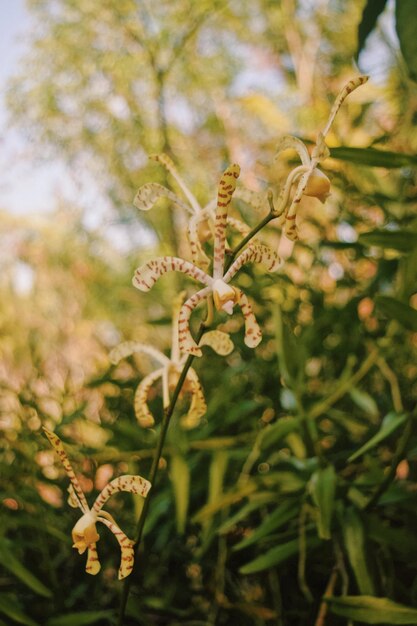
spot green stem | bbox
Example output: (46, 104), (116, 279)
(225, 212), (275, 272)
(117, 325), (205, 625)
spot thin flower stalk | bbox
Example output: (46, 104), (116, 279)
(43, 428), (151, 579)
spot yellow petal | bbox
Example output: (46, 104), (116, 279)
(199, 331), (234, 356)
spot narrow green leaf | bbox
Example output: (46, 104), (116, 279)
(232, 500), (298, 551)
(217, 493), (276, 535)
(396, 0), (417, 82)
(169, 454), (190, 534)
(348, 412), (408, 462)
(0, 594), (38, 626)
(46, 611), (113, 626)
(0, 541), (52, 598)
(329, 146), (417, 168)
(327, 595), (417, 624)
(359, 230), (417, 252)
(239, 536), (321, 574)
(349, 387), (379, 418)
(356, 0), (389, 58)
(375, 296), (417, 332)
(260, 417), (300, 450)
(342, 508), (375, 595)
(193, 482), (257, 523)
(310, 466), (337, 540)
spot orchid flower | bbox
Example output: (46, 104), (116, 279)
(133, 164), (280, 357)
(134, 153), (261, 270)
(110, 292), (233, 429)
(274, 75), (369, 259)
(43, 428), (151, 579)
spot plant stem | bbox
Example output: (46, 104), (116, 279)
(117, 325), (205, 625)
(225, 212), (276, 271)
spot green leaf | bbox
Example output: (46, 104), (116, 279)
(358, 230), (417, 252)
(342, 508), (375, 595)
(202, 451), (229, 535)
(327, 595), (417, 623)
(239, 536), (321, 574)
(46, 611), (113, 626)
(217, 493), (276, 534)
(232, 500), (298, 551)
(348, 412), (408, 462)
(0, 540), (53, 598)
(0, 594), (38, 626)
(396, 0), (417, 82)
(260, 417), (300, 450)
(375, 296), (417, 331)
(329, 146), (417, 168)
(169, 454), (190, 534)
(349, 387), (379, 418)
(310, 465), (337, 540)
(356, 0), (389, 58)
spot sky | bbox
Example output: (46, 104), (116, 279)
(0, 0), (398, 220)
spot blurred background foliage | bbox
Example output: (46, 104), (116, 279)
(1, 0), (417, 625)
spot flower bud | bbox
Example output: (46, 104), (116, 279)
(304, 168), (331, 203)
(212, 279), (237, 314)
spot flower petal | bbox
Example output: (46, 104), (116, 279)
(227, 215), (251, 237)
(275, 135), (311, 166)
(43, 428), (89, 514)
(109, 341), (169, 367)
(235, 288), (262, 348)
(85, 543), (101, 576)
(67, 484), (80, 509)
(180, 367), (207, 429)
(188, 215), (211, 271)
(97, 515), (135, 580)
(133, 368), (165, 428)
(224, 242), (281, 282)
(234, 188), (269, 214)
(178, 287), (213, 357)
(321, 75), (368, 139)
(92, 475), (151, 514)
(133, 182), (190, 213)
(133, 256), (211, 292)
(150, 153), (201, 214)
(198, 330), (234, 356)
(213, 164), (241, 279)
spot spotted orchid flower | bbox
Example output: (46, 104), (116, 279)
(274, 75), (369, 258)
(133, 164), (281, 357)
(134, 153), (259, 270)
(110, 292), (233, 429)
(43, 428), (151, 579)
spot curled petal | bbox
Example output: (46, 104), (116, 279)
(67, 484), (80, 509)
(235, 288), (262, 348)
(227, 215), (251, 237)
(134, 368), (165, 428)
(133, 256), (211, 292)
(213, 164), (241, 279)
(233, 188), (269, 214)
(224, 243), (281, 283)
(321, 75), (368, 139)
(178, 287), (212, 357)
(188, 216), (211, 271)
(85, 543), (101, 576)
(98, 515), (135, 580)
(43, 428), (89, 514)
(109, 341), (169, 367)
(282, 170), (312, 241)
(198, 330), (234, 356)
(133, 182), (190, 214)
(92, 475), (151, 514)
(180, 368), (207, 429)
(275, 135), (311, 167)
(150, 153), (201, 214)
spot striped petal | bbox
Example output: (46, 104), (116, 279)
(321, 75), (368, 139)
(198, 330), (234, 356)
(85, 543), (101, 576)
(133, 182), (190, 214)
(275, 135), (311, 166)
(213, 164), (241, 279)
(43, 428), (89, 514)
(98, 514), (135, 580)
(234, 188), (269, 214)
(133, 368), (165, 428)
(224, 243), (280, 282)
(109, 341), (169, 367)
(92, 475), (151, 514)
(188, 216), (211, 271)
(133, 256), (211, 292)
(178, 287), (212, 357)
(180, 368), (207, 429)
(227, 215), (251, 238)
(235, 289), (262, 348)
(67, 484), (80, 509)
